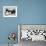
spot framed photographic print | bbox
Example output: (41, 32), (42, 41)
(3, 6), (17, 17)
(18, 24), (46, 42)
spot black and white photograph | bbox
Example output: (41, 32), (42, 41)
(3, 6), (17, 17)
(18, 24), (46, 46)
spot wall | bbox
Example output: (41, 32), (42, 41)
(0, 0), (18, 44)
(0, 0), (46, 44)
